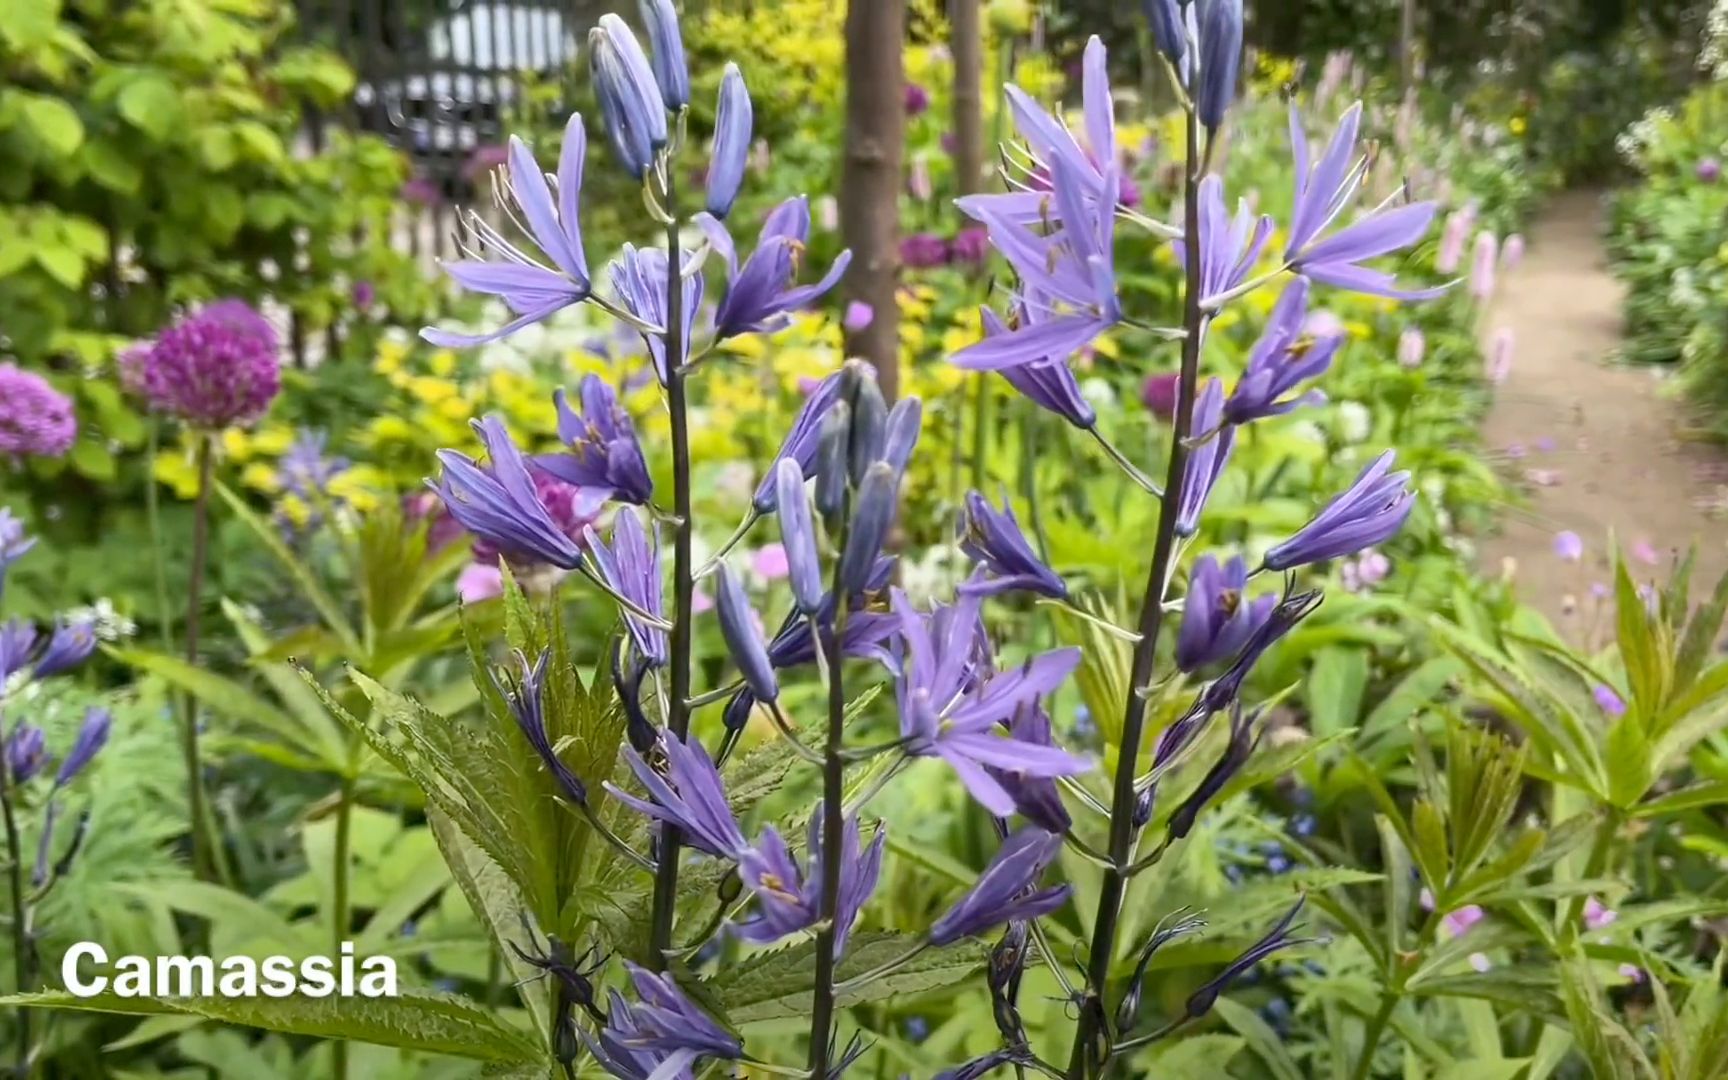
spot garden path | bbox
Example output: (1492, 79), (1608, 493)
(1477, 189), (1728, 627)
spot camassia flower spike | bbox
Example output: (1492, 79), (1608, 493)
(531, 376), (654, 506)
(1263, 451), (1416, 571)
(696, 197), (852, 341)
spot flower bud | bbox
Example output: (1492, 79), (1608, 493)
(774, 458), (825, 615)
(1131, 783), (1156, 828)
(815, 403), (852, 520)
(638, 0), (688, 111)
(716, 564), (778, 701)
(5, 723), (46, 784)
(34, 620), (95, 679)
(611, 641), (659, 753)
(706, 63), (752, 218)
(590, 16), (667, 178)
(722, 687), (756, 732)
(840, 463), (897, 592)
(1143, 0), (1186, 62)
(53, 707), (109, 788)
(1197, 0), (1242, 131)
(847, 372), (887, 483)
(882, 397), (923, 475)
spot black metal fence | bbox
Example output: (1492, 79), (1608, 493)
(295, 0), (608, 263)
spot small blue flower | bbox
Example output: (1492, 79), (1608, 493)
(532, 376), (654, 506)
(931, 828), (1071, 945)
(1264, 452), (1415, 570)
(696, 198), (852, 341)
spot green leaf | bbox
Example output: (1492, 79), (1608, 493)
(1359, 656), (1461, 748)
(1674, 563), (1728, 699)
(80, 139), (142, 193)
(67, 436), (115, 480)
(1306, 647), (1368, 737)
(1212, 996), (1303, 1080)
(1603, 715), (1654, 809)
(116, 75), (183, 140)
(1633, 780), (1728, 818)
(21, 94), (83, 155)
(111, 646), (316, 756)
(1, 991), (544, 1065)
(216, 484), (360, 652)
(711, 932), (988, 1025)
(1615, 555), (1667, 721)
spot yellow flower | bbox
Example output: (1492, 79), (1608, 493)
(221, 428), (253, 461)
(330, 467), (385, 512)
(374, 339), (408, 375)
(252, 425), (295, 455)
(153, 451), (201, 499)
(1509, 116), (1527, 136)
(408, 375), (459, 406)
(240, 462), (280, 493)
(277, 494), (311, 528)
(366, 416), (419, 445)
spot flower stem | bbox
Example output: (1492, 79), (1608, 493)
(1350, 993), (1397, 1080)
(806, 514), (852, 1077)
(182, 433), (217, 884)
(648, 169), (693, 972)
(144, 421), (176, 654)
(1064, 99), (1206, 1080)
(331, 774), (354, 1080)
(1, 771), (34, 1075)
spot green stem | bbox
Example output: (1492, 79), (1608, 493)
(1, 774), (33, 1077)
(1564, 810), (1622, 932)
(144, 421), (175, 654)
(648, 166), (692, 971)
(1350, 993), (1397, 1080)
(1064, 98), (1206, 1080)
(806, 512), (852, 1077)
(331, 775), (354, 1080)
(182, 434), (216, 884)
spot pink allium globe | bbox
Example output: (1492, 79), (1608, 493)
(0, 364), (77, 459)
(122, 300), (282, 429)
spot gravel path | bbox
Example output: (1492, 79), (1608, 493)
(1476, 189), (1728, 627)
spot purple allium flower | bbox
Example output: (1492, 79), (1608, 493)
(1185, 897), (1311, 1017)
(423, 116), (592, 347)
(1142, 372), (1180, 419)
(930, 828), (1072, 945)
(54, 706), (110, 788)
(706, 63), (753, 219)
(1398, 327), (1426, 369)
(33, 621), (95, 679)
(1470, 232), (1499, 303)
(900, 231), (950, 269)
(1184, 175), (1274, 308)
(980, 307), (1097, 430)
(904, 81), (930, 116)
(584, 509), (666, 666)
(737, 809), (885, 959)
(842, 300), (874, 331)
(606, 733), (750, 860)
(958, 490), (1066, 599)
(608, 244), (704, 385)
(1176, 554), (1275, 671)
(122, 301), (281, 429)
(1554, 530), (1584, 561)
(1593, 684), (1627, 717)
(5, 724), (46, 784)
(1263, 452), (1415, 570)
(696, 197), (851, 340)
(1285, 102), (1443, 299)
(0, 364), (76, 460)
(438, 416), (597, 572)
(951, 225), (990, 266)
(890, 588), (1090, 815)
(532, 376), (653, 505)
(1223, 278), (1340, 425)
(1440, 904), (1485, 939)
(1698, 157), (1722, 183)
(1177, 378), (1236, 536)
(497, 649), (587, 806)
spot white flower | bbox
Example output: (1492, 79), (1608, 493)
(1337, 401), (1372, 444)
(62, 598), (137, 642)
(900, 545), (967, 606)
(1079, 377), (1116, 413)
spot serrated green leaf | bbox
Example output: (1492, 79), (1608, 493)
(711, 932), (988, 1024)
(1675, 563), (1728, 702)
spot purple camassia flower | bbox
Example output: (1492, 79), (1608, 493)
(531, 376), (653, 506)
(0, 364), (77, 459)
(605, 733), (750, 860)
(890, 588), (1090, 816)
(583, 509), (666, 666)
(122, 300), (281, 429)
(497, 649), (588, 806)
(736, 809), (885, 958)
(900, 231), (951, 269)
(608, 244), (703, 385)
(979, 306), (1096, 430)
(5, 724), (46, 784)
(1185, 898), (1311, 1017)
(958, 490), (1066, 599)
(54, 706), (110, 788)
(436, 417), (590, 571)
(986, 706), (1073, 833)
(930, 827), (1071, 945)
(0, 620), (36, 682)
(1176, 554), (1276, 672)
(1182, 175), (1273, 308)
(1263, 451), (1415, 570)
(695, 196), (851, 340)
(33, 621), (95, 679)
(986, 36), (1121, 215)
(422, 115), (591, 347)
(1284, 102), (1443, 300)
(1176, 378), (1235, 536)
(586, 965), (741, 1079)
(953, 153), (1122, 372)
(1222, 278), (1342, 425)
(751, 365), (853, 512)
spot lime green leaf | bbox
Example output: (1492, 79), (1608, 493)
(712, 932), (988, 1025)
(1212, 996), (1303, 1080)
(117, 75), (183, 140)
(1306, 647), (1368, 737)
(21, 94), (83, 155)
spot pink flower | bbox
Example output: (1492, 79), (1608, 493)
(1583, 897), (1618, 930)
(1304, 309), (1345, 340)
(1486, 327), (1515, 384)
(1469, 952), (1492, 973)
(1397, 328), (1425, 369)
(1632, 539), (1660, 566)
(1470, 232), (1499, 302)
(1554, 530), (1583, 561)
(1699, 157), (1722, 183)
(908, 154), (934, 201)
(0, 364), (77, 460)
(843, 301), (874, 332)
(1593, 684), (1627, 717)
(751, 542), (790, 582)
(1441, 905), (1485, 939)
(1141, 372), (1179, 419)
(122, 300), (281, 429)
(1502, 234), (1526, 270)
(456, 562), (504, 603)
(1618, 963), (1645, 984)
(1436, 211), (1469, 273)
(904, 81), (930, 116)
(693, 588), (715, 614)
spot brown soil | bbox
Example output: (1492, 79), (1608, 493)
(1476, 190), (1728, 627)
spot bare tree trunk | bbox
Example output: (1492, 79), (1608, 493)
(1398, 0), (1418, 94)
(841, 0), (905, 400)
(950, 0), (984, 200)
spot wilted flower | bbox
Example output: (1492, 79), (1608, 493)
(1264, 452), (1415, 570)
(930, 828), (1071, 945)
(122, 300), (281, 429)
(586, 964), (741, 1077)
(0, 364), (77, 460)
(498, 650), (588, 806)
(1185, 898), (1311, 1017)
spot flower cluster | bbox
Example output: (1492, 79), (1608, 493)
(0, 364), (77, 460)
(121, 299), (282, 429)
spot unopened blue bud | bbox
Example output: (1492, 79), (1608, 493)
(1143, 0), (1186, 63)
(706, 63), (752, 218)
(638, 0), (689, 111)
(840, 463), (897, 592)
(815, 403), (851, 520)
(847, 376), (887, 483)
(589, 16), (667, 178)
(716, 564), (778, 702)
(1197, 0), (1242, 131)
(774, 458), (824, 615)
(882, 397), (923, 475)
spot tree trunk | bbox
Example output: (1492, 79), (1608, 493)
(1398, 0), (1418, 94)
(950, 0), (984, 200)
(841, 0), (905, 400)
